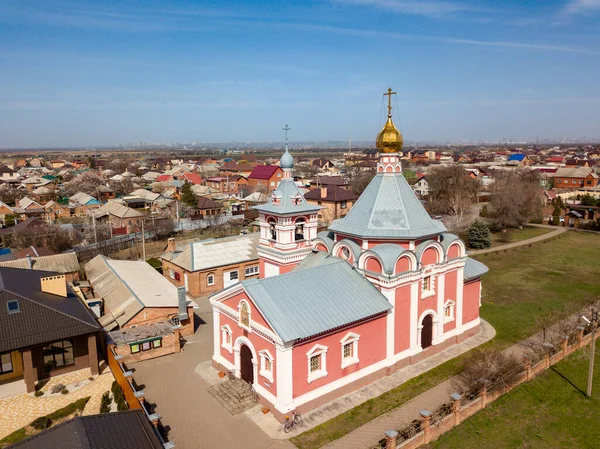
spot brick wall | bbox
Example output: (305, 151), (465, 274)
(126, 307), (195, 337)
(112, 332), (181, 363)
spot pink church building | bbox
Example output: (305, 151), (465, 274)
(210, 104), (488, 421)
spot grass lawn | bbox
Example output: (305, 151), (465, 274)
(426, 344), (600, 449)
(489, 225), (552, 247)
(291, 232), (600, 449)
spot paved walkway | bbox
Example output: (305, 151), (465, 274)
(0, 366), (114, 439)
(469, 225), (567, 255)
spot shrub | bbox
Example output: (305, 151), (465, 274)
(498, 229), (512, 243)
(100, 391), (111, 414)
(46, 397), (90, 421)
(61, 389), (69, 394)
(479, 204), (488, 218)
(467, 220), (492, 249)
(111, 381), (119, 395)
(34, 390), (44, 397)
(455, 348), (523, 398)
(51, 383), (65, 394)
(31, 416), (52, 430)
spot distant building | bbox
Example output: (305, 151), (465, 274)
(552, 167), (599, 190)
(248, 165), (283, 193)
(304, 185), (358, 223)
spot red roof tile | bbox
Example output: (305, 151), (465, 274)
(249, 165), (281, 180)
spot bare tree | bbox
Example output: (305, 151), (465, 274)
(489, 170), (542, 231)
(12, 223), (76, 253)
(347, 166), (376, 196)
(109, 178), (134, 196)
(0, 186), (20, 206)
(81, 216), (112, 244)
(64, 171), (106, 197)
(428, 165), (479, 231)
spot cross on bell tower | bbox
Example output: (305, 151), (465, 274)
(383, 87), (397, 118)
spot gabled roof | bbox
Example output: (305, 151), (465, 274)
(12, 246), (56, 258)
(85, 256), (196, 329)
(0, 267), (100, 353)
(92, 201), (144, 219)
(69, 192), (97, 205)
(304, 185), (358, 202)
(253, 179), (322, 215)
(0, 252), (80, 273)
(328, 173), (446, 239)
(156, 174), (173, 182)
(0, 217), (45, 236)
(507, 154), (527, 161)
(10, 410), (163, 449)
(241, 259), (391, 343)
(197, 197), (221, 210)
(554, 167), (593, 178)
(248, 165), (281, 180)
(182, 172), (203, 184)
(312, 176), (348, 186)
(163, 233), (259, 272)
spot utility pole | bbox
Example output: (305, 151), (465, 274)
(176, 200), (180, 222)
(92, 213), (97, 245)
(587, 308), (598, 397)
(141, 219), (146, 261)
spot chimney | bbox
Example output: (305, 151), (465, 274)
(41, 275), (68, 297)
(177, 286), (188, 320)
(167, 238), (176, 252)
(320, 186), (328, 199)
(26, 254), (33, 269)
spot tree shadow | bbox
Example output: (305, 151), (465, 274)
(550, 366), (587, 397)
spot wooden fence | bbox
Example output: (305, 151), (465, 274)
(378, 326), (597, 449)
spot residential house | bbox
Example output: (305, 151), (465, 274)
(506, 154), (531, 166)
(0, 201), (16, 225)
(311, 158), (335, 171)
(412, 174), (429, 196)
(181, 172), (203, 185)
(161, 234), (260, 297)
(85, 256), (196, 361)
(15, 197), (45, 220)
(248, 165), (283, 193)
(205, 176), (248, 195)
(0, 166), (19, 183)
(98, 186), (115, 202)
(69, 192), (102, 216)
(0, 267), (100, 393)
(44, 201), (72, 223)
(50, 160), (66, 169)
(197, 197), (223, 217)
(191, 185), (212, 197)
(552, 167), (599, 190)
(10, 410), (164, 449)
(31, 186), (55, 205)
(0, 217), (45, 248)
(91, 201), (144, 234)
(309, 176), (350, 190)
(304, 185), (358, 223)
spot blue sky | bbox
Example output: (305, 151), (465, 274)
(1, 0), (599, 148)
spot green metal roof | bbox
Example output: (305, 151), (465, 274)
(243, 259), (391, 343)
(328, 173), (446, 239)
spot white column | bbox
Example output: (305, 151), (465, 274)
(456, 267), (464, 332)
(213, 309), (221, 358)
(410, 281), (419, 351)
(276, 344), (294, 411)
(434, 273), (445, 343)
(381, 289), (395, 358)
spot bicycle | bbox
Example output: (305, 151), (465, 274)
(283, 410), (301, 433)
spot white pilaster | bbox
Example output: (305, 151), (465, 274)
(276, 344), (294, 411)
(435, 273), (445, 342)
(381, 289), (395, 358)
(213, 309), (221, 357)
(456, 267), (464, 332)
(410, 281), (419, 350)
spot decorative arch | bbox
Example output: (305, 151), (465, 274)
(267, 217), (277, 241)
(446, 241), (465, 261)
(332, 239), (361, 265)
(206, 272), (216, 286)
(294, 217), (306, 241)
(416, 240), (444, 267)
(394, 253), (417, 273)
(417, 309), (439, 349)
(233, 335), (258, 383)
(315, 242), (329, 252)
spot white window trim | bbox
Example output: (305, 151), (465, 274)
(444, 300), (456, 323)
(221, 324), (233, 353)
(238, 300), (252, 333)
(244, 266), (259, 277)
(259, 349), (274, 383)
(207, 273), (215, 286)
(340, 332), (360, 369)
(421, 272), (436, 299)
(306, 344), (328, 383)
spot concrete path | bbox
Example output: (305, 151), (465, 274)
(468, 226), (567, 255)
(319, 321), (495, 449)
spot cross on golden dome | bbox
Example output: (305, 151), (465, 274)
(376, 87), (404, 154)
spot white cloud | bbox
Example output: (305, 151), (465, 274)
(565, 0), (600, 14)
(331, 0), (471, 17)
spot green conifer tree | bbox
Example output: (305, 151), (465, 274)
(467, 220), (492, 249)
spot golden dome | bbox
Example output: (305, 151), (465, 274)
(376, 87), (403, 154)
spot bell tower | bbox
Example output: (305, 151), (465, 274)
(254, 125), (323, 278)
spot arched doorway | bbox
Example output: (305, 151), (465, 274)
(421, 315), (433, 349)
(240, 344), (254, 384)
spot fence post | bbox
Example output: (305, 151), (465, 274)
(523, 355), (532, 380)
(384, 430), (398, 449)
(451, 393), (462, 426)
(543, 342), (554, 368)
(420, 410), (432, 444)
(577, 326), (585, 348)
(561, 336), (569, 359)
(480, 387), (488, 408)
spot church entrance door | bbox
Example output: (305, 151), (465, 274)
(240, 344), (254, 384)
(421, 314), (433, 349)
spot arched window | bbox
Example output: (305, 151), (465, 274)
(268, 219), (277, 241)
(239, 301), (250, 328)
(295, 218), (306, 241)
(206, 272), (215, 286)
(340, 247), (350, 260)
